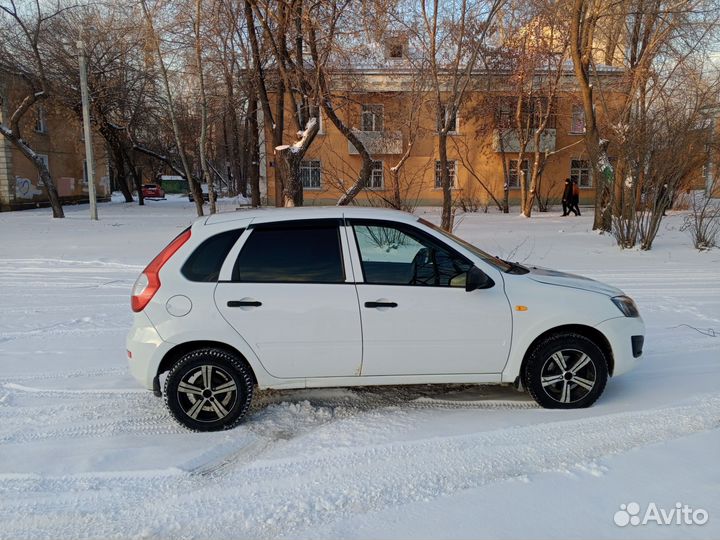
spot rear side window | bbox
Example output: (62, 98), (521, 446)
(181, 229), (244, 282)
(234, 225), (344, 283)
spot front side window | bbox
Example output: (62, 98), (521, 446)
(352, 222), (472, 287)
(300, 160), (321, 189)
(361, 104), (384, 132)
(234, 224), (344, 283)
(435, 160), (456, 188)
(571, 159), (591, 188)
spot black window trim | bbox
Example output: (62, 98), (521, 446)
(227, 218), (349, 284)
(346, 218), (474, 288)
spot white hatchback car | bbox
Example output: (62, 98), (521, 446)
(127, 207), (644, 431)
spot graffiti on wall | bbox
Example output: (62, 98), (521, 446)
(15, 177), (43, 199)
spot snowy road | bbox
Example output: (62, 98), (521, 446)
(0, 198), (718, 539)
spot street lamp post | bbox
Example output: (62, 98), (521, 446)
(77, 37), (98, 220)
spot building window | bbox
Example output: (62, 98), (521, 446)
(571, 105), (585, 133)
(369, 161), (384, 189)
(507, 159), (528, 189)
(37, 153), (50, 173)
(299, 103), (323, 134)
(361, 104), (384, 132)
(570, 159), (591, 188)
(300, 160), (321, 189)
(435, 160), (456, 188)
(385, 36), (406, 59)
(437, 104), (459, 133)
(35, 106), (48, 133)
(496, 97), (555, 130)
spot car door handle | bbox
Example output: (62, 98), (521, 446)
(364, 301), (398, 308)
(227, 300), (262, 307)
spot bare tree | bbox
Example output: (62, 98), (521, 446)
(414, 0), (504, 230)
(140, 0), (204, 216)
(0, 1), (66, 218)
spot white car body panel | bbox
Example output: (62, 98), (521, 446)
(126, 206), (645, 399)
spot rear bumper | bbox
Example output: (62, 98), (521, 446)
(595, 316), (645, 376)
(126, 312), (172, 391)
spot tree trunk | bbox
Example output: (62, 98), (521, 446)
(113, 145), (133, 202)
(0, 124), (64, 218)
(438, 132), (453, 230)
(247, 88), (261, 207)
(195, 0), (215, 214)
(141, 0), (203, 217)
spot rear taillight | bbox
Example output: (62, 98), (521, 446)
(131, 228), (192, 312)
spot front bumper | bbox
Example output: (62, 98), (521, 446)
(126, 312), (172, 390)
(595, 316), (645, 376)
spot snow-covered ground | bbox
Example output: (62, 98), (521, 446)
(0, 195), (718, 539)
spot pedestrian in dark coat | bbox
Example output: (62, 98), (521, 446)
(570, 179), (581, 216)
(561, 178), (575, 216)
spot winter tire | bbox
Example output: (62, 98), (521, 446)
(524, 333), (608, 409)
(164, 348), (253, 431)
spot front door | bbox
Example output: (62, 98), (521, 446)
(348, 220), (512, 376)
(215, 220), (362, 379)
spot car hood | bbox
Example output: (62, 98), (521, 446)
(526, 266), (623, 297)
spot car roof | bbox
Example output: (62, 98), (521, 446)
(202, 206), (420, 227)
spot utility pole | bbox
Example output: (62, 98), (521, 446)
(78, 35), (98, 220)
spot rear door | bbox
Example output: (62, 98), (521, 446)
(214, 219), (362, 379)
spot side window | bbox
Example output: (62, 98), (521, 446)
(182, 229), (244, 282)
(353, 223), (472, 287)
(234, 224), (344, 283)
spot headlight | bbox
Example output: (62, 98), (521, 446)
(611, 295), (640, 317)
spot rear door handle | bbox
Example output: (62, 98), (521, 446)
(364, 301), (398, 308)
(227, 300), (262, 307)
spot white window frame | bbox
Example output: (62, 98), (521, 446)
(571, 105), (586, 134)
(507, 159), (529, 190)
(434, 160), (457, 189)
(437, 104), (459, 134)
(361, 104), (384, 132)
(570, 159), (592, 188)
(300, 160), (321, 189)
(369, 160), (384, 189)
(35, 106), (48, 134)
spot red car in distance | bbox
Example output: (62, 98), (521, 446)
(141, 184), (166, 200)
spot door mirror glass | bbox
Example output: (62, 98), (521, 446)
(466, 265), (494, 292)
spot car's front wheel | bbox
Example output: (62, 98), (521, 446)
(524, 333), (608, 409)
(164, 348), (254, 431)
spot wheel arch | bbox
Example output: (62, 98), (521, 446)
(157, 340), (258, 385)
(520, 324), (615, 380)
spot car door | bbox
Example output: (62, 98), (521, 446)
(348, 219), (512, 376)
(214, 219), (362, 379)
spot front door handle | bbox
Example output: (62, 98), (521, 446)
(364, 301), (398, 308)
(227, 300), (262, 307)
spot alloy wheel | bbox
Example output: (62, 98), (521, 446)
(540, 349), (597, 404)
(176, 364), (238, 422)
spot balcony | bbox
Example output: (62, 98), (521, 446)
(348, 130), (403, 155)
(492, 128), (556, 153)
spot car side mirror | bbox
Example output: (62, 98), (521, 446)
(466, 266), (495, 292)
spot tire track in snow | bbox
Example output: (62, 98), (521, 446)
(0, 394), (718, 539)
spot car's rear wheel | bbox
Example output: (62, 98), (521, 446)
(524, 333), (608, 409)
(164, 348), (253, 431)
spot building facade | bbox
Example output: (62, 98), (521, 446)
(0, 75), (110, 212)
(264, 66), (625, 209)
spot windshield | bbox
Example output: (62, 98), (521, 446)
(418, 218), (513, 273)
